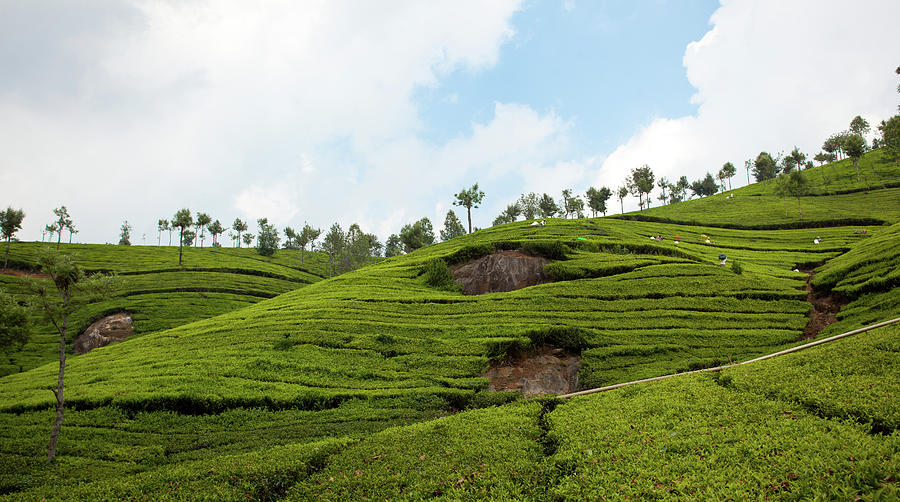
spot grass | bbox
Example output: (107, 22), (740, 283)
(0, 148), (896, 499)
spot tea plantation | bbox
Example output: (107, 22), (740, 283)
(0, 245), (329, 376)
(0, 150), (897, 499)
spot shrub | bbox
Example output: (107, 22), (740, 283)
(422, 258), (457, 291)
(731, 260), (743, 275)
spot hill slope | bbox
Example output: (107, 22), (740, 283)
(0, 244), (329, 375)
(0, 150), (897, 499)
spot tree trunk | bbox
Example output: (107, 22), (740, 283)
(4, 237), (9, 268)
(855, 160), (860, 182)
(178, 228), (184, 266)
(620, 199), (624, 214)
(797, 196), (803, 219)
(48, 311), (67, 463)
(56, 232), (61, 251)
(466, 207), (472, 234)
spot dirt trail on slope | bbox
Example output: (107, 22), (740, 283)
(0, 267), (51, 279)
(800, 268), (848, 339)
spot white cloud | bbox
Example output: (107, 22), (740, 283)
(596, 0), (900, 211)
(0, 0), (523, 243)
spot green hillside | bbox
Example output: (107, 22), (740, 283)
(0, 244), (329, 376)
(620, 148), (900, 227)
(0, 150), (898, 499)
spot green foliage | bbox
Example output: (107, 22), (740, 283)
(844, 133), (867, 181)
(118, 220), (132, 246)
(538, 192), (559, 218)
(384, 233), (402, 257)
(879, 115), (900, 162)
(1, 206), (25, 268)
(0, 292), (30, 352)
(730, 259), (743, 275)
(585, 186), (612, 217)
(690, 172), (718, 198)
(753, 151), (778, 182)
(453, 182), (485, 234)
(255, 218), (279, 257)
(399, 217), (435, 253)
(440, 210), (466, 241)
(422, 258), (456, 291)
(0, 171), (897, 497)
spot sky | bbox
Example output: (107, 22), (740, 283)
(1, 0), (898, 245)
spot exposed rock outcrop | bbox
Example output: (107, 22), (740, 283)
(484, 346), (581, 396)
(72, 312), (134, 354)
(452, 250), (550, 295)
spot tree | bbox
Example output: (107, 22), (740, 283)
(538, 193), (559, 218)
(440, 210), (466, 241)
(322, 223), (345, 277)
(344, 223), (380, 271)
(823, 133), (848, 160)
(52, 206), (73, 251)
(399, 218), (435, 253)
(744, 158), (752, 185)
(585, 186), (612, 216)
(298, 224), (321, 266)
(242, 233), (254, 248)
(232, 218), (248, 248)
(208, 220), (224, 247)
(843, 133), (866, 182)
(561, 189), (581, 218)
(517, 193), (540, 220)
(878, 115), (900, 162)
(616, 185), (628, 214)
(182, 230), (196, 247)
(385, 234), (403, 257)
(630, 165), (655, 210)
(493, 203), (522, 226)
(157, 219), (169, 247)
(0, 291), (30, 354)
(655, 178), (669, 205)
(453, 183), (485, 234)
(690, 173), (718, 198)
(195, 212), (211, 248)
(752, 152), (778, 184)
(67, 223), (77, 244)
(774, 170), (811, 219)
(1, 207), (25, 268)
(171, 209), (193, 266)
(118, 220), (132, 246)
(782, 147), (807, 173)
(28, 249), (116, 462)
(849, 115), (870, 137)
(813, 152), (835, 165)
(675, 176), (689, 202)
(256, 218), (279, 257)
(45, 223), (57, 244)
(719, 162), (736, 190)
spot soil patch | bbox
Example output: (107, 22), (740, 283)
(73, 312), (134, 354)
(800, 269), (848, 339)
(0, 267), (51, 279)
(452, 250), (551, 295)
(484, 345), (581, 396)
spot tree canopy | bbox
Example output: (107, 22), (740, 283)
(399, 217), (435, 253)
(752, 152), (778, 183)
(172, 208), (193, 266)
(440, 210), (466, 241)
(452, 183), (485, 234)
(1, 207), (25, 268)
(255, 218), (279, 256)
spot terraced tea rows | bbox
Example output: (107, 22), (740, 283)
(0, 149), (897, 499)
(0, 244), (328, 375)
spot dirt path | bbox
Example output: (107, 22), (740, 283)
(0, 267), (50, 279)
(800, 268), (847, 339)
